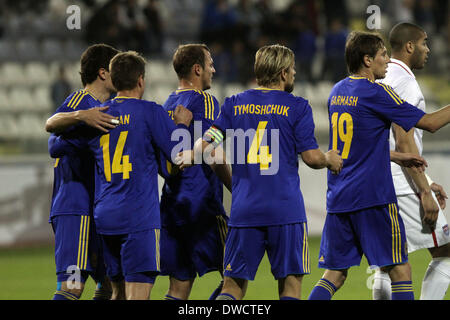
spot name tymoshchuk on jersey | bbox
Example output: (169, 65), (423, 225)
(171, 120), (280, 175)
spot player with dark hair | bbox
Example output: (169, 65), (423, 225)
(308, 31), (450, 300)
(192, 44), (343, 300)
(159, 44), (230, 300)
(46, 44), (120, 134)
(49, 51), (193, 300)
(46, 43), (120, 300)
(372, 22), (449, 300)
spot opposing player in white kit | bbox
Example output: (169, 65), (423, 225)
(373, 22), (450, 300)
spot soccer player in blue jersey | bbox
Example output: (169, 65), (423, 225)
(49, 51), (193, 300)
(159, 44), (230, 300)
(192, 44), (343, 300)
(46, 44), (120, 300)
(308, 31), (450, 300)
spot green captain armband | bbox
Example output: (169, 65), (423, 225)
(203, 126), (224, 148)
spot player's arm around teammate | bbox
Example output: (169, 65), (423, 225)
(46, 106), (119, 133)
(45, 54), (120, 134)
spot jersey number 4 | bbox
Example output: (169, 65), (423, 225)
(100, 131), (133, 181)
(331, 112), (353, 159)
(247, 121), (272, 170)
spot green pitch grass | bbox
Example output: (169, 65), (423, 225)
(0, 236), (448, 300)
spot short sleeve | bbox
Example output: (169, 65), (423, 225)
(148, 103), (184, 160)
(367, 84), (425, 132)
(202, 97), (233, 147)
(212, 96), (233, 134)
(190, 93), (216, 133)
(294, 101), (319, 153)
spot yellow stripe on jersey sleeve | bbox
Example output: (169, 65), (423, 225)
(67, 91), (83, 109)
(378, 83), (402, 100)
(202, 92), (209, 119)
(377, 83), (402, 105)
(71, 91), (88, 110)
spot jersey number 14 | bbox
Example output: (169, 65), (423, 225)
(100, 131), (133, 181)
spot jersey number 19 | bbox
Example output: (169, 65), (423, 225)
(331, 112), (353, 159)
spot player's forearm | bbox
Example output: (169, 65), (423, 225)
(211, 163), (232, 192)
(416, 105), (450, 133)
(194, 139), (232, 191)
(301, 150), (327, 169)
(397, 144), (431, 194)
(405, 167), (432, 194)
(45, 111), (83, 133)
(48, 135), (71, 158)
(389, 151), (404, 164)
(393, 126), (431, 193)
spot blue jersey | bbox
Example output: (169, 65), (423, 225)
(49, 90), (101, 220)
(326, 76), (425, 213)
(160, 89), (226, 226)
(210, 88), (319, 227)
(49, 97), (188, 235)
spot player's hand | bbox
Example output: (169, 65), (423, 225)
(175, 150), (194, 171)
(430, 182), (447, 210)
(391, 151), (428, 172)
(325, 149), (343, 174)
(173, 105), (193, 127)
(78, 106), (119, 133)
(420, 190), (439, 231)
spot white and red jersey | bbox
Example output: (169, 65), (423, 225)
(381, 58), (426, 196)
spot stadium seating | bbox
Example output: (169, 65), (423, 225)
(0, 115), (19, 140)
(0, 63), (25, 87)
(0, 39), (17, 61)
(32, 86), (52, 112)
(24, 63), (52, 86)
(0, 89), (12, 111)
(10, 88), (34, 111)
(16, 38), (41, 61)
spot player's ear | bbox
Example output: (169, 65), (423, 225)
(405, 41), (415, 54)
(362, 54), (372, 68)
(138, 75), (145, 88)
(280, 68), (287, 82)
(98, 68), (107, 81)
(193, 64), (202, 77)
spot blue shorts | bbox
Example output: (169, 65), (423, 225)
(101, 229), (160, 284)
(160, 215), (228, 280)
(51, 214), (106, 283)
(223, 222), (310, 280)
(318, 203), (408, 270)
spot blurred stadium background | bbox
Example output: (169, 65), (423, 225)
(0, 0), (448, 299)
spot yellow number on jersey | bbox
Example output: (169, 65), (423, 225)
(247, 121), (272, 170)
(331, 112), (353, 159)
(100, 131), (133, 181)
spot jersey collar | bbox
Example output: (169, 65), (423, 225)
(254, 87), (283, 92)
(389, 58), (415, 78)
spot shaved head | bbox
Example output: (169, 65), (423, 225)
(389, 22), (426, 53)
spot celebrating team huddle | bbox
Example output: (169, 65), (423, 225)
(46, 22), (450, 300)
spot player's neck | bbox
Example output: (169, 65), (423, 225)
(391, 53), (413, 70)
(353, 69), (375, 82)
(178, 78), (203, 91)
(84, 82), (112, 103)
(260, 82), (284, 91)
(116, 88), (142, 99)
